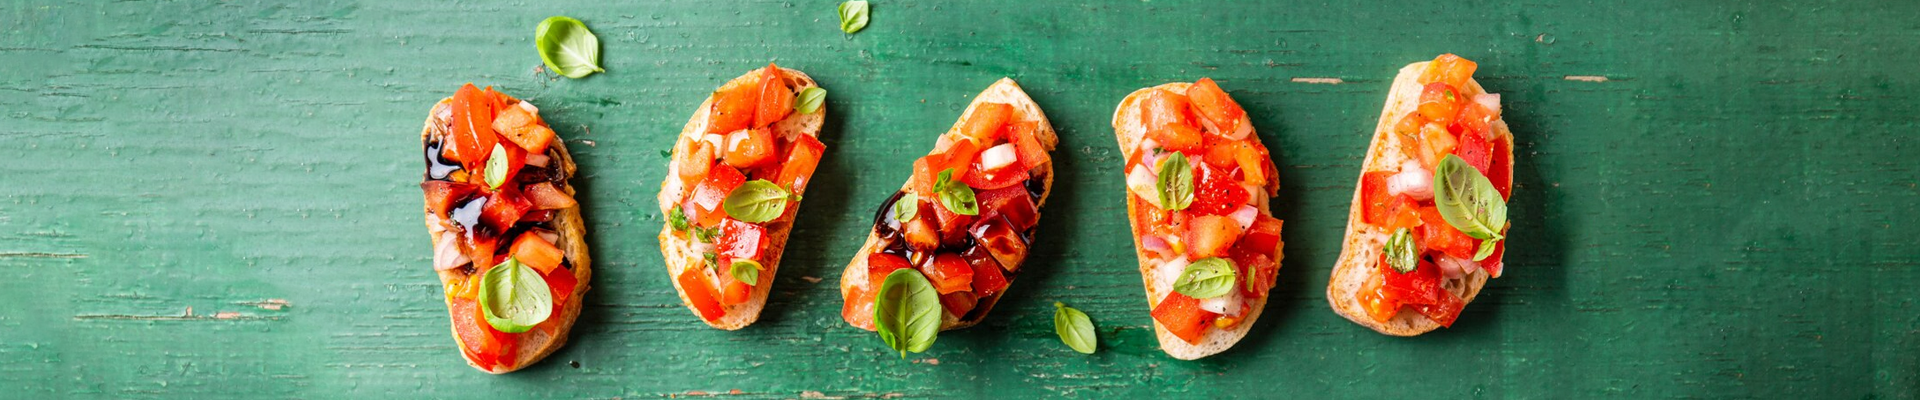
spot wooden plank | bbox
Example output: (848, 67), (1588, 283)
(0, 0), (1914, 398)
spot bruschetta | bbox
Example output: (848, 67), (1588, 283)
(839, 78), (1056, 334)
(420, 83), (590, 373)
(657, 64), (826, 330)
(1327, 54), (1515, 336)
(1112, 78), (1284, 360)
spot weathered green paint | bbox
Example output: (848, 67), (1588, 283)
(2, 0), (1915, 398)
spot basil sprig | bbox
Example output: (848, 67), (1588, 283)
(534, 16), (605, 78)
(1155, 152), (1194, 211)
(838, 1), (871, 34)
(1433, 154), (1508, 261)
(932, 169), (978, 216)
(730, 260), (761, 287)
(873, 269), (940, 357)
(668, 207), (689, 232)
(892, 192), (920, 222)
(691, 225), (719, 244)
(484, 143), (508, 190)
(723, 180), (792, 223)
(1172, 257), (1237, 299)
(1053, 302), (1097, 354)
(478, 257), (554, 333)
(1384, 228), (1417, 273)
(796, 87), (827, 115)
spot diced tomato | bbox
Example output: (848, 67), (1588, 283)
(902, 208), (941, 253)
(1417, 122), (1459, 168)
(509, 234), (565, 274)
(722, 127), (778, 169)
(923, 253), (974, 295)
(1185, 78), (1245, 137)
(451, 296), (515, 371)
(845, 253), (913, 330)
(961, 161), (1029, 190)
(521, 210), (555, 223)
(1356, 273), (1399, 323)
(524, 182), (577, 210)
(1417, 83), (1463, 124)
(1359, 172), (1394, 226)
(1214, 303), (1250, 329)
(752, 64), (793, 128)
(464, 235), (500, 273)
(866, 253), (913, 291)
(939, 291), (979, 318)
(1184, 215), (1243, 259)
(717, 268), (752, 306)
(1489, 135), (1512, 199)
(1450, 102), (1494, 138)
(422, 181), (478, 218)
(1239, 214), (1283, 256)
(775, 134), (826, 195)
(446, 84), (499, 169)
(1150, 293), (1218, 344)
(1420, 54), (1478, 89)
(911, 139), (980, 196)
(1381, 258), (1445, 306)
(493, 108), (555, 155)
(1199, 141), (1274, 190)
(1139, 88), (1194, 131)
(1455, 130), (1493, 178)
(1229, 248), (1277, 299)
(1005, 121), (1049, 169)
(965, 246), (1010, 297)
(480, 188), (531, 231)
(719, 219), (768, 262)
(1483, 240), (1506, 278)
(676, 139), (716, 185)
(970, 215), (1029, 272)
(688, 165), (747, 227)
(1411, 291), (1464, 327)
(931, 200), (974, 247)
(1415, 206), (1479, 260)
(1188, 163), (1248, 217)
(1147, 123), (1204, 153)
(959, 103), (1014, 141)
(676, 267), (727, 322)
(976, 185), (1039, 231)
(708, 74), (761, 134)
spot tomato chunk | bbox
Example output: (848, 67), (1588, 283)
(1415, 206), (1478, 260)
(493, 106), (554, 155)
(509, 234), (565, 274)
(1184, 215), (1243, 259)
(446, 83), (499, 169)
(844, 253), (912, 330)
(959, 103), (1014, 141)
(676, 267), (727, 322)
(524, 182), (577, 210)
(939, 290), (978, 318)
(1359, 172), (1395, 226)
(1188, 163), (1248, 217)
(1151, 293), (1218, 344)
(422, 181), (478, 218)
(676, 140), (716, 186)
(722, 127), (778, 169)
(1417, 83), (1464, 124)
(541, 264), (577, 309)
(1454, 127), (1493, 176)
(708, 73), (761, 134)
(718, 269), (752, 306)
(961, 161), (1029, 190)
(480, 188), (531, 231)
(1239, 214), (1284, 256)
(1229, 249), (1277, 299)
(451, 296), (515, 371)
(1420, 54), (1478, 89)
(1139, 88), (1194, 131)
(1005, 121), (1049, 169)
(719, 219), (767, 263)
(965, 246), (1010, 297)
(1489, 135), (1512, 199)
(752, 64), (793, 128)
(1185, 78), (1245, 137)
(911, 139), (980, 196)
(922, 253), (975, 295)
(1381, 258), (1445, 306)
(970, 215), (1029, 272)
(775, 134), (826, 196)
(688, 165), (747, 227)
(976, 184), (1039, 231)
(1147, 123), (1204, 153)
(1357, 273), (1399, 323)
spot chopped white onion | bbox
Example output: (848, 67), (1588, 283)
(1199, 116), (1254, 141)
(1387, 160), (1434, 200)
(1199, 289), (1245, 316)
(525, 153), (551, 168)
(1154, 257), (1191, 297)
(979, 143), (1019, 171)
(1138, 139), (1160, 158)
(433, 232), (469, 271)
(701, 132), (727, 154)
(1127, 165), (1164, 208)
(536, 230), (561, 245)
(1474, 93), (1501, 116)
(1141, 235), (1173, 259)
(1434, 254), (1481, 280)
(1228, 205), (1259, 230)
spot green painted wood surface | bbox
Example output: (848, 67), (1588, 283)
(3, 0), (1916, 398)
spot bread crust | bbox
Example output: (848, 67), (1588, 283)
(655, 67), (824, 330)
(420, 97), (592, 374)
(1324, 62), (1515, 336)
(837, 78), (1058, 331)
(1110, 82), (1284, 360)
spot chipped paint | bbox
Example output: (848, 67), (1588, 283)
(1290, 77), (1344, 84)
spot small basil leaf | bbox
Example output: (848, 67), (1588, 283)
(668, 207), (689, 232)
(838, 1), (871, 34)
(1473, 238), (1500, 262)
(723, 180), (792, 223)
(1155, 152), (1194, 211)
(1433, 155), (1508, 240)
(795, 87), (827, 115)
(702, 252), (719, 269)
(873, 269), (940, 357)
(1053, 302), (1097, 354)
(1384, 228), (1417, 273)
(892, 192), (920, 222)
(1172, 257), (1236, 299)
(933, 169), (979, 216)
(691, 226), (720, 244)
(484, 143), (508, 190)
(478, 257), (553, 333)
(534, 16), (605, 79)
(730, 259), (762, 287)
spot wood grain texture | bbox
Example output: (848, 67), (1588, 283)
(1, 0), (1914, 398)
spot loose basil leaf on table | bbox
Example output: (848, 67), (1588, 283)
(479, 257), (554, 333)
(483, 143), (508, 190)
(795, 87), (827, 115)
(932, 169), (978, 216)
(730, 260), (761, 287)
(1172, 257), (1236, 299)
(1155, 152), (1194, 211)
(892, 192), (920, 222)
(1384, 227), (1417, 273)
(723, 180), (792, 223)
(534, 16), (605, 78)
(1433, 154), (1508, 240)
(1053, 302), (1097, 354)
(873, 269), (939, 357)
(838, 1), (870, 34)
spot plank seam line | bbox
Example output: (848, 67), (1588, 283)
(0, 252), (87, 259)
(1291, 77), (1344, 84)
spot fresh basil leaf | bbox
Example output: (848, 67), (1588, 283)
(873, 268), (940, 357)
(892, 192), (920, 223)
(691, 226), (719, 244)
(838, 1), (871, 34)
(534, 16), (605, 79)
(668, 207), (689, 232)
(723, 180), (792, 223)
(478, 257), (553, 333)
(1155, 152), (1194, 211)
(1172, 257), (1236, 299)
(483, 143), (508, 190)
(1384, 227), (1417, 273)
(933, 169), (979, 216)
(795, 87), (827, 115)
(1473, 238), (1500, 261)
(1433, 155), (1508, 240)
(1053, 302), (1097, 354)
(730, 259), (761, 287)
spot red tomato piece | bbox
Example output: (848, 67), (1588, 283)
(1005, 121), (1049, 169)
(1359, 171), (1394, 226)
(509, 234), (565, 274)
(1188, 163), (1248, 217)
(1239, 214), (1284, 256)
(718, 271), (752, 306)
(676, 140), (716, 186)
(1454, 127), (1494, 176)
(542, 264), (578, 312)
(1411, 292), (1464, 327)
(722, 127), (778, 169)
(775, 134), (826, 196)
(961, 161), (1029, 190)
(446, 83), (499, 169)
(965, 246), (1010, 297)
(1151, 292), (1218, 344)
(1381, 258), (1445, 306)
(844, 253), (913, 330)
(1184, 215), (1244, 259)
(902, 208), (941, 253)
(524, 182), (577, 210)
(708, 74), (761, 134)
(911, 139), (980, 196)
(1356, 272), (1399, 323)
(688, 165), (747, 227)
(1185, 78), (1245, 137)
(1147, 123), (1205, 153)
(1229, 248), (1277, 299)
(1130, 198), (1171, 238)
(1415, 206), (1479, 260)
(1483, 239), (1507, 278)
(976, 185), (1039, 231)
(939, 291), (978, 318)
(970, 215), (1029, 272)
(1417, 83), (1464, 124)
(720, 219), (768, 262)
(922, 253), (975, 295)
(493, 107), (554, 155)
(422, 181), (478, 218)
(1139, 88), (1194, 131)
(752, 64), (793, 128)
(676, 267), (727, 322)
(1450, 102), (1494, 138)
(480, 188), (531, 231)
(931, 200), (975, 247)
(1421, 54), (1478, 89)
(1489, 135), (1512, 199)
(959, 103), (1014, 141)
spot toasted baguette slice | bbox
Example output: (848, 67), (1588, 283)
(421, 96), (593, 374)
(655, 67), (825, 330)
(838, 78), (1057, 331)
(1112, 82), (1284, 360)
(1325, 61), (1516, 336)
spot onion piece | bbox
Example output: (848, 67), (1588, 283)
(979, 143), (1019, 172)
(1474, 93), (1501, 116)
(1228, 205), (1259, 230)
(433, 232), (470, 271)
(525, 153), (551, 168)
(1141, 235), (1173, 259)
(1127, 165), (1164, 209)
(1199, 288), (1245, 316)
(536, 230), (561, 245)
(1387, 160), (1433, 200)
(1153, 257), (1190, 298)
(1434, 254), (1481, 280)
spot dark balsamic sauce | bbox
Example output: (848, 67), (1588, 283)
(425, 139), (462, 180)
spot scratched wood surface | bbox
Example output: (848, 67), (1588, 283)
(3, 0), (1916, 398)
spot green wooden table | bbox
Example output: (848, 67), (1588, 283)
(4, 1), (1916, 398)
